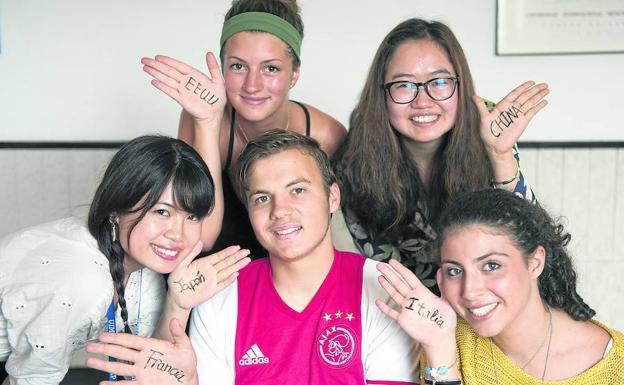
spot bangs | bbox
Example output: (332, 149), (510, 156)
(171, 161), (215, 219)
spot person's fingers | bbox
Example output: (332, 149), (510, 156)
(85, 357), (135, 377)
(520, 87), (549, 111)
(516, 83), (548, 106)
(501, 80), (535, 103)
(377, 275), (407, 308)
(375, 298), (399, 321)
(142, 65), (180, 89)
(471, 95), (489, 120)
(85, 342), (139, 363)
(377, 262), (412, 297)
(141, 57), (185, 82)
(215, 271), (239, 292)
(154, 55), (195, 75)
(523, 100), (548, 122)
(178, 240), (203, 270)
(214, 250), (251, 276)
(170, 318), (191, 346)
(387, 259), (427, 292)
(204, 245), (243, 266)
(205, 52), (224, 83)
(150, 79), (179, 101)
(96, 332), (150, 351)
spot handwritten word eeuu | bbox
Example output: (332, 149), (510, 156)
(185, 77), (219, 105)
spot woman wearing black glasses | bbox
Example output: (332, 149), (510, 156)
(333, 18), (548, 293)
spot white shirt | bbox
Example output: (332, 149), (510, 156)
(0, 217), (165, 385)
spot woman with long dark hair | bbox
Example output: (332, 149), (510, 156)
(0, 135), (249, 384)
(377, 189), (623, 384)
(334, 18), (547, 292)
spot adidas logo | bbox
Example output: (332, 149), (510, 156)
(238, 344), (270, 366)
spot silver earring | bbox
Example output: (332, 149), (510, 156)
(109, 216), (117, 243)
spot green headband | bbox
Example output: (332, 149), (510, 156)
(220, 12), (302, 61)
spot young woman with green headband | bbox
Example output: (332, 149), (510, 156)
(141, 0), (346, 259)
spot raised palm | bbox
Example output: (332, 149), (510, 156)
(376, 259), (456, 349)
(475, 81), (549, 156)
(141, 52), (227, 124)
(167, 242), (250, 311)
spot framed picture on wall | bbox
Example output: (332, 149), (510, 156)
(496, 0), (624, 55)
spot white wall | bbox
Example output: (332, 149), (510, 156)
(1, 0), (623, 142)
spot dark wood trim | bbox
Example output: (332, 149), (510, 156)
(519, 142), (624, 149)
(0, 142), (124, 149)
(1, 141), (623, 150)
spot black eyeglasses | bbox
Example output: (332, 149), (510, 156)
(384, 77), (459, 104)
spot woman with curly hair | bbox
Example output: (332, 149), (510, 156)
(333, 18), (547, 292)
(376, 189), (623, 385)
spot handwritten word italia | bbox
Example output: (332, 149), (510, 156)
(405, 297), (445, 328)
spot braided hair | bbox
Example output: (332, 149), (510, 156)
(87, 135), (215, 333)
(437, 189), (595, 321)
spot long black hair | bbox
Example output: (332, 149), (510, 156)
(437, 189), (595, 321)
(87, 135), (215, 332)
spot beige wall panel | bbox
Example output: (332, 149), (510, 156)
(586, 149), (617, 257)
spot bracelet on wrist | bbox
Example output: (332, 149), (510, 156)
(491, 166), (519, 187)
(425, 359), (456, 380)
(424, 379), (462, 385)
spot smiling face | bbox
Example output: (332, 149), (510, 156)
(244, 148), (339, 262)
(385, 38), (458, 149)
(223, 31), (299, 124)
(117, 183), (202, 274)
(438, 225), (543, 338)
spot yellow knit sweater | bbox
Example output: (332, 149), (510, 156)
(441, 319), (624, 385)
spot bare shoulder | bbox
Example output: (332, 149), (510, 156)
(303, 103), (347, 157)
(562, 319), (611, 362)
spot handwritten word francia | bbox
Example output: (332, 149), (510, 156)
(145, 349), (186, 383)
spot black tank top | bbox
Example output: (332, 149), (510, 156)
(210, 101), (311, 258)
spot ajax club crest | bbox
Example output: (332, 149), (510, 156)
(317, 325), (357, 368)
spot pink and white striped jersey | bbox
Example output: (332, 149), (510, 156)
(189, 249), (420, 385)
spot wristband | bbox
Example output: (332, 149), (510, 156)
(425, 359), (456, 379)
(491, 166), (519, 187)
(424, 379), (462, 385)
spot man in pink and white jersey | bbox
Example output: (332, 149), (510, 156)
(85, 130), (420, 385)
(188, 130), (419, 385)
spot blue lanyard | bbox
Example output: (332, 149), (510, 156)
(105, 301), (119, 381)
(105, 269), (143, 381)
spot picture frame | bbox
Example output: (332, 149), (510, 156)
(496, 0), (624, 55)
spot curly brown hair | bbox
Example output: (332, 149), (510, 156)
(438, 189), (595, 321)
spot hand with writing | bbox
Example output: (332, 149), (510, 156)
(474, 81), (549, 157)
(167, 242), (251, 311)
(376, 259), (456, 350)
(86, 319), (198, 385)
(141, 52), (226, 125)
